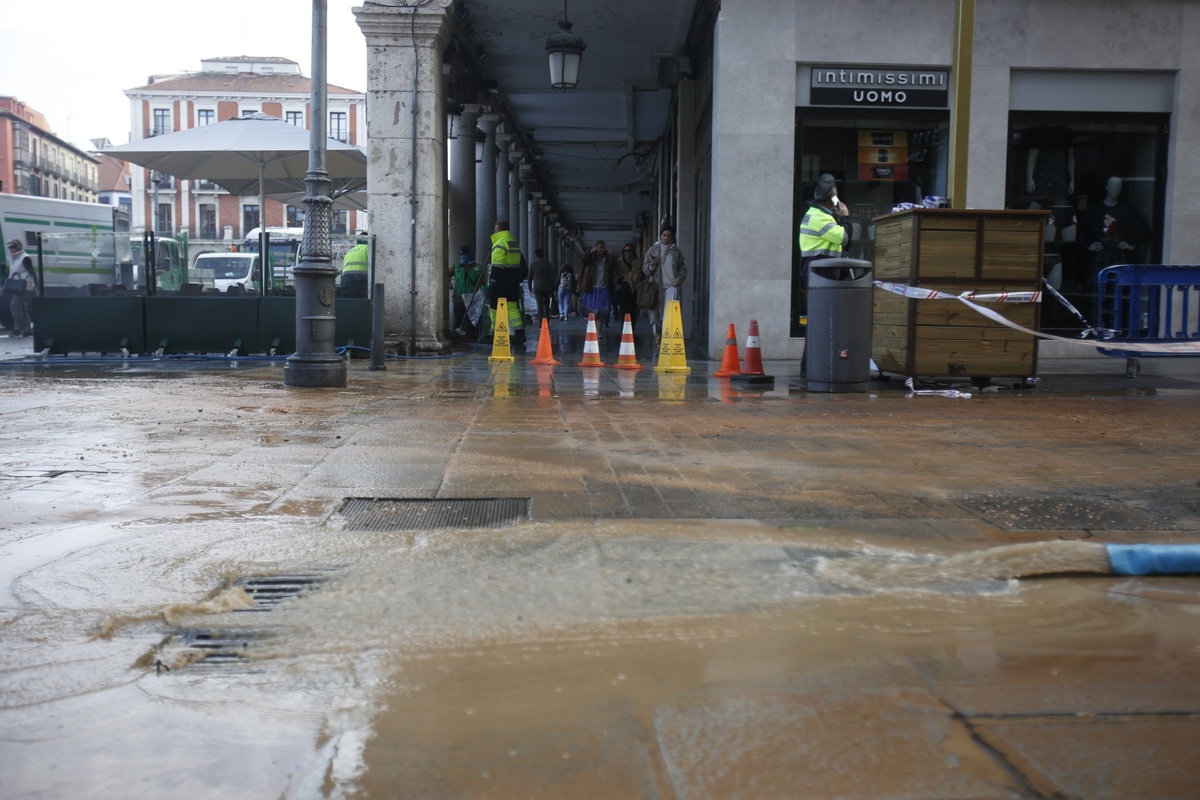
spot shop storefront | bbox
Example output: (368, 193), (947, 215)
(789, 64), (1176, 343)
(791, 65), (951, 338)
(704, 1), (1198, 363)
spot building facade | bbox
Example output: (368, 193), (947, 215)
(701, 0), (1199, 359)
(354, 0), (1198, 360)
(123, 56), (366, 252)
(0, 96), (99, 202)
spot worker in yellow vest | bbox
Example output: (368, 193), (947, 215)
(797, 174), (853, 377)
(339, 236), (369, 298)
(487, 220), (528, 346)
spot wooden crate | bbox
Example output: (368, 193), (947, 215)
(871, 208), (1048, 380)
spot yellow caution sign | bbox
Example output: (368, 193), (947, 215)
(654, 299), (691, 374)
(489, 297), (514, 362)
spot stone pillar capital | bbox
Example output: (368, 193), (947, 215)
(355, 0), (451, 46)
(458, 103), (482, 129)
(475, 113), (500, 134)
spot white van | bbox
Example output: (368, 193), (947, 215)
(191, 252), (261, 294)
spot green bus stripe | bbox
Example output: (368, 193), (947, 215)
(3, 215), (113, 232)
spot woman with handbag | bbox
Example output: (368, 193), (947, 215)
(641, 226), (684, 339)
(5, 239), (36, 337)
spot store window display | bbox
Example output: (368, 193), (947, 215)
(1081, 176), (1147, 275)
(1006, 114), (1165, 335)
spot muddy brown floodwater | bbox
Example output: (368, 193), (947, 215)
(5, 518), (1200, 799)
(3, 360), (1200, 798)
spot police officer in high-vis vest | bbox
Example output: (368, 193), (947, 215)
(340, 235), (369, 298)
(797, 173), (852, 376)
(487, 220), (528, 346)
(798, 173), (852, 271)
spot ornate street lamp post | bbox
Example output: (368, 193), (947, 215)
(285, 0), (347, 388)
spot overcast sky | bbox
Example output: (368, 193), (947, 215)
(1, 1), (368, 149)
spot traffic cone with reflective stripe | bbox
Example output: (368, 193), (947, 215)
(531, 317), (559, 365)
(732, 318), (774, 386)
(578, 313), (608, 367)
(712, 323), (741, 377)
(614, 314), (643, 370)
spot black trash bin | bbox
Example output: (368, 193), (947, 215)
(805, 258), (873, 392)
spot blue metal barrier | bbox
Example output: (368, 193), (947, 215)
(1096, 264), (1200, 373)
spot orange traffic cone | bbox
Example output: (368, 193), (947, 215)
(531, 318), (559, 365)
(732, 318), (775, 386)
(614, 314), (643, 370)
(578, 313), (608, 367)
(712, 323), (741, 377)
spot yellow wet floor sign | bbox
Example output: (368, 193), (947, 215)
(489, 297), (514, 362)
(654, 299), (691, 374)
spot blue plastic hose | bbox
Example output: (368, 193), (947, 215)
(1105, 544), (1200, 575)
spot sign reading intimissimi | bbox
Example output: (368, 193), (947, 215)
(809, 67), (950, 108)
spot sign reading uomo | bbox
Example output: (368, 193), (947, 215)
(809, 67), (949, 109)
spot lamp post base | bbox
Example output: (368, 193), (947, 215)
(284, 354), (347, 388)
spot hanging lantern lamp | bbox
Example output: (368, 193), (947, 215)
(546, 0), (587, 89)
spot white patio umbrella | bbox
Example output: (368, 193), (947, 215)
(102, 112), (368, 227)
(274, 187), (368, 213)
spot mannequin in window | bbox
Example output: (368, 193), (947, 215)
(1023, 126), (1075, 199)
(1083, 176), (1147, 273)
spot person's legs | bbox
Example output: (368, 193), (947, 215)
(11, 293), (28, 337)
(508, 296), (525, 346)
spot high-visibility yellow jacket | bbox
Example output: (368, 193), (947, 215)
(797, 203), (849, 259)
(489, 229), (522, 267)
(342, 243), (369, 273)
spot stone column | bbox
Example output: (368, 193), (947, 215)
(475, 113), (499, 262)
(355, 0), (452, 354)
(448, 104), (479, 260)
(508, 147), (523, 253)
(526, 182), (541, 256)
(494, 132), (512, 227)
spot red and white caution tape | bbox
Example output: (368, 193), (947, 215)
(904, 377), (971, 399)
(874, 281), (1041, 304)
(873, 281), (1200, 355)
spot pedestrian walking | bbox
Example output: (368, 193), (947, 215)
(642, 226), (686, 339)
(4, 239), (37, 338)
(579, 240), (615, 328)
(557, 264), (576, 321)
(527, 248), (556, 325)
(611, 242), (639, 332)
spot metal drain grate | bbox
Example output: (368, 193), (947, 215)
(178, 629), (264, 665)
(339, 497), (528, 531)
(235, 572), (333, 611)
(156, 570), (337, 673)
